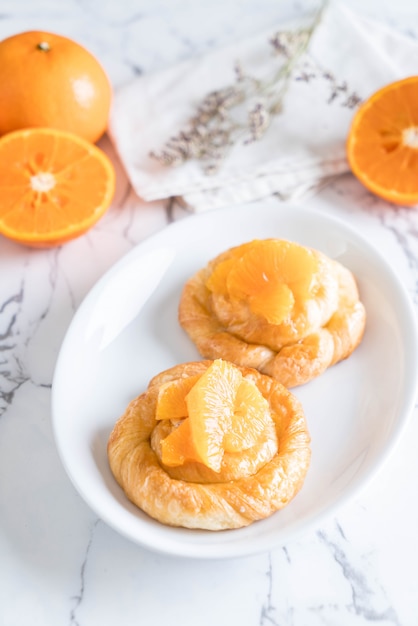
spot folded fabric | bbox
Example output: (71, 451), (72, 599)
(109, 1), (418, 212)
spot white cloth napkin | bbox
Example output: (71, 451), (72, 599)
(109, 2), (418, 212)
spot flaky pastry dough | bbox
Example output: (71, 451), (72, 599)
(107, 361), (311, 530)
(178, 239), (366, 387)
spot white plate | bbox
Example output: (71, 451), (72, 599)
(51, 202), (418, 559)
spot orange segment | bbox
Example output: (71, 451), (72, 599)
(156, 375), (202, 420)
(159, 360), (276, 471)
(223, 378), (271, 452)
(186, 359), (243, 472)
(206, 242), (252, 296)
(347, 76), (418, 205)
(0, 128), (115, 247)
(207, 239), (318, 324)
(160, 418), (203, 467)
(206, 257), (236, 296)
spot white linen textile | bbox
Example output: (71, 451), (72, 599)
(109, 2), (418, 211)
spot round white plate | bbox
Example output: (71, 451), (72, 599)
(51, 202), (418, 559)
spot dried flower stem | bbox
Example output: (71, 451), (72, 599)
(150, 1), (330, 174)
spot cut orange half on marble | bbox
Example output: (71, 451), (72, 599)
(0, 127), (115, 247)
(347, 76), (418, 206)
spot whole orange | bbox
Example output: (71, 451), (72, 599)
(0, 30), (112, 144)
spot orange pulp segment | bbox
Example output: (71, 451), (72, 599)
(347, 76), (418, 206)
(207, 239), (318, 324)
(223, 377), (271, 453)
(160, 418), (203, 467)
(0, 127), (115, 247)
(159, 359), (275, 472)
(156, 375), (202, 420)
(185, 359), (243, 471)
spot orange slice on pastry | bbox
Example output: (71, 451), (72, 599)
(159, 359), (273, 470)
(155, 375), (201, 420)
(207, 239), (318, 324)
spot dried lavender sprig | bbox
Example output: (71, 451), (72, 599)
(149, 0), (329, 173)
(245, 101), (271, 143)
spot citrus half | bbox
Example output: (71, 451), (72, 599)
(347, 76), (418, 206)
(0, 127), (116, 247)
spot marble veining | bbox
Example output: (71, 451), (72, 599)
(69, 518), (100, 626)
(1, 1), (418, 625)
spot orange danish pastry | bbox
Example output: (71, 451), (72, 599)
(179, 239), (366, 387)
(107, 359), (311, 530)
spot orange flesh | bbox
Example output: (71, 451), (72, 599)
(156, 375), (202, 419)
(206, 239), (318, 324)
(185, 360), (243, 471)
(160, 418), (203, 467)
(347, 76), (418, 205)
(159, 360), (274, 472)
(0, 128), (115, 246)
(223, 377), (271, 453)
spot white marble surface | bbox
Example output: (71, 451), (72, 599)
(1, 1), (418, 625)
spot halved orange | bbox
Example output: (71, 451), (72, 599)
(0, 127), (115, 247)
(347, 76), (418, 206)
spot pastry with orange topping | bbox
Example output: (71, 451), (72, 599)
(179, 239), (366, 387)
(107, 359), (311, 530)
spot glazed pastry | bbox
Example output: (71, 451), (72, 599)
(179, 239), (366, 387)
(107, 359), (311, 530)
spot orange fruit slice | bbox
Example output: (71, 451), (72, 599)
(190, 360), (275, 470)
(160, 418), (203, 467)
(0, 30), (112, 144)
(207, 239), (318, 324)
(186, 360), (243, 471)
(347, 76), (418, 206)
(156, 375), (202, 420)
(223, 378), (270, 453)
(159, 360), (275, 471)
(0, 128), (115, 247)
